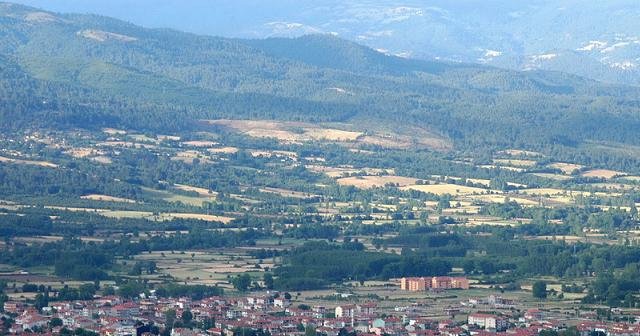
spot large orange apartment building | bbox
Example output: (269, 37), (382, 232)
(400, 276), (470, 291)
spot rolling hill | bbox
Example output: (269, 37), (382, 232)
(2, 2), (640, 156)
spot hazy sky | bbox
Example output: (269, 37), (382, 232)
(9, 0), (304, 37)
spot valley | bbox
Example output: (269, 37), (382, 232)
(1, 2), (640, 336)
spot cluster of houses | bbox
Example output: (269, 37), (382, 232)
(3, 292), (640, 336)
(400, 277), (470, 291)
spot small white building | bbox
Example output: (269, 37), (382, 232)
(335, 305), (357, 318)
(468, 313), (508, 331)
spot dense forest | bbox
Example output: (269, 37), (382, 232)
(2, 3), (640, 163)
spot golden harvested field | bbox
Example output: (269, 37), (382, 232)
(207, 147), (239, 154)
(80, 194), (136, 203)
(549, 162), (584, 174)
(337, 175), (418, 189)
(0, 156), (58, 168)
(64, 147), (105, 158)
(466, 178), (491, 186)
(207, 119), (362, 142)
(402, 183), (487, 196)
(205, 119), (452, 151)
(621, 176), (640, 182)
(143, 186), (217, 206)
(467, 179), (491, 188)
(173, 184), (218, 197)
(581, 169), (627, 179)
(304, 128), (363, 141)
(493, 159), (537, 167)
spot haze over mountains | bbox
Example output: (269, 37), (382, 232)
(11, 0), (640, 86)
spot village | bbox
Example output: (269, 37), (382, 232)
(2, 277), (640, 336)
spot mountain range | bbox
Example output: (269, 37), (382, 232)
(2, 1), (640, 159)
(10, 0), (640, 86)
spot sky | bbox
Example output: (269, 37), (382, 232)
(9, 0), (305, 37)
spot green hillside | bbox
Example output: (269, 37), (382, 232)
(2, 2), (640, 155)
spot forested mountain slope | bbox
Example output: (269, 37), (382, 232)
(2, 2), (640, 153)
(11, 0), (640, 86)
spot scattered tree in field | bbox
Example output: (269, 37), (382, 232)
(533, 281), (547, 299)
(232, 274), (252, 292)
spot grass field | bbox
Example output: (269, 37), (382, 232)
(132, 250), (272, 286)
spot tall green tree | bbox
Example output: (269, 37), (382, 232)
(533, 281), (547, 299)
